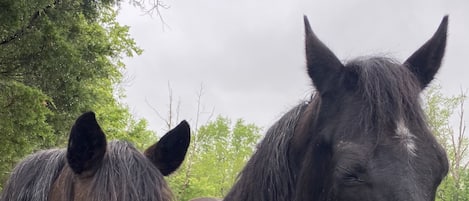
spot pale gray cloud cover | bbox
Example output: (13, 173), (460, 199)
(117, 0), (469, 134)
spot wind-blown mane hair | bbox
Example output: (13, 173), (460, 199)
(224, 103), (308, 200)
(0, 149), (65, 201)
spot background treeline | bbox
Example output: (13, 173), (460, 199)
(425, 86), (469, 201)
(0, 1), (468, 201)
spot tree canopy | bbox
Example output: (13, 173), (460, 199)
(0, 0), (153, 184)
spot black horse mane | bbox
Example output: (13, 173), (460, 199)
(223, 103), (308, 201)
(0, 140), (174, 201)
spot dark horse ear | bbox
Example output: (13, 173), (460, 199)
(144, 120), (191, 176)
(304, 15), (344, 94)
(405, 16), (448, 89)
(67, 112), (107, 175)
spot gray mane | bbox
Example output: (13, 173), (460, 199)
(82, 140), (173, 201)
(224, 103), (308, 201)
(0, 149), (66, 201)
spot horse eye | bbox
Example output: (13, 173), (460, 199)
(342, 173), (365, 185)
(335, 159), (367, 186)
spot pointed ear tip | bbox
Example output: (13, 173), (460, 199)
(180, 120), (189, 127)
(429, 15), (448, 42)
(177, 120), (191, 132)
(303, 15), (311, 30)
(83, 111), (96, 117)
(76, 111), (97, 122)
(442, 15), (449, 23)
(439, 15), (449, 31)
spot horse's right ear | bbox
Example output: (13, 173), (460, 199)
(145, 120), (191, 176)
(67, 112), (107, 175)
(304, 15), (344, 94)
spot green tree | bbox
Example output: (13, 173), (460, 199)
(0, 80), (52, 182)
(168, 116), (261, 201)
(1, 0), (140, 140)
(424, 85), (469, 201)
(0, 0), (158, 186)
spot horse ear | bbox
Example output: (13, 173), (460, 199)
(67, 112), (107, 175)
(404, 15), (448, 89)
(304, 15), (344, 94)
(145, 120), (191, 176)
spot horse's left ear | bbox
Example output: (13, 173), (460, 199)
(405, 15), (448, 89)
(145, 120), (191, 176)
(67, 112), (107, 175)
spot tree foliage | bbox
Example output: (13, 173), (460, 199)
(0, 80), (52, 182)
(168, 116), (262, 201)
(0, 0), (156, 186)
(424, 85), (469, 201)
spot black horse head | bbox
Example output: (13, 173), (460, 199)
(225, 16), (449, 201)
(292, 16), (449, 201)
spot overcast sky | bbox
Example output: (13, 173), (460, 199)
(116, 0), (469, 135)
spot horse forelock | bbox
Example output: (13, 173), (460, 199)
(96, 140), (174, 201)
(347, 57), (424, 129)
(51, 140), (174, 201)
(343, 57), (436, 154)
(295, 57), (428, 153)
